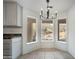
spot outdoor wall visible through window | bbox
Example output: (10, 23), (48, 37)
(27, 18), (36, 43)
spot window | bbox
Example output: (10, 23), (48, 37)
(58, 19), (66, 41)
(41, 20), (53, 40)
(27, 18), (36, 42)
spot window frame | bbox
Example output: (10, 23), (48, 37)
(41, 20), (54, 41)
(58, 19), (67, 42)
(27, 17), (37, 43)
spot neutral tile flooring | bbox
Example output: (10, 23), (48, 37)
(18, 48), (74, 59)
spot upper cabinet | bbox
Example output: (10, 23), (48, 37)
(3, 2), (23, 27)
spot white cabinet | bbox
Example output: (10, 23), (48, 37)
(12, 37), (22, 59)
(3, 2), (23, 27)
(3, 37), (22, 59)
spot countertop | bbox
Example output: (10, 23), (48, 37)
(3, 34), (22, 39)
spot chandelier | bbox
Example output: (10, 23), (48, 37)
(40, 0), (57, 20)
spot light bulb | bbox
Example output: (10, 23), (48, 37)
(41, 8), (43, 11)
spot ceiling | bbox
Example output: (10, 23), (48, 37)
(4, 0), (75, 14)
(22, 0), (75, 13)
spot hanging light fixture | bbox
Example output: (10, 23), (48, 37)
(40, 0), (57, 20)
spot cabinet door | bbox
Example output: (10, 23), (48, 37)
(17, 4), (22, 26)
(3, 2), (6, 26)
(12, 37), (22, 59)
(5, 2), (17, 26)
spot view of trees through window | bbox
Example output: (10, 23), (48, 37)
(41, 20), (53, 40)
(41, 19), (66, 41)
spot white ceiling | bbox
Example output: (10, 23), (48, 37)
(4, 0), (75, 13)
(22, 0), (75, 13)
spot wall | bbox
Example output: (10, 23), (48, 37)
(39, 11), (68, 49)
(68, 5), (75, 57)
(22, 8), (41, 54)
(54, 11), (68, 51)
(3, 27), (22, 34)
(55, 41), (68, 51)
(40, 41), (54, 48)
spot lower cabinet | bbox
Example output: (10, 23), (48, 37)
(12, 37), (22, 59)
(3, 37), (22, 59)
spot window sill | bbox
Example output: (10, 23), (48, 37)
(26, 41), (37, 44)
(41, 40), (54, 42)
(56, 41), (67, 44)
